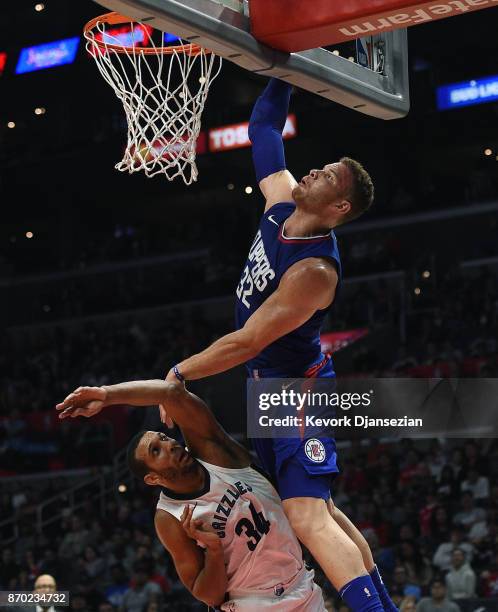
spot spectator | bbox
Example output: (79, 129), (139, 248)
(392, 565), (422, 601)
(70, 593), (90, 612)
(104, 564), (129, 609)
(472, 519), (497, 572)
(469, 509), (495, 546)
(340, 456), (369, 496)
(445, 549), (476, 600)
(437, 466), (458, 500)
(22, 550), (41, 584)
(0, 548), (20, 587)
(399, 450), (428, 489)
(364, 529), (396, 575)
(480, 551), (498, 598)
(462, 442), (487, 478)
(81, 546), (105, 582)
(121, 564), (162, 612)
(38, 549), (63, 579)
(419, 491), (438, 538)
(16, 574), (63, 612)
(448, 449), (465, 487)
(98, 603), (115, 612)
(427, 441), (446, 480)
(398, 540), (433, 587)
(461, 469), (490, 501)
(453, 493), (486, 531)
(433, 527), (474, 572)
(416, 580), (461, 612)
(58, 516), (90, 559)
(11, 569), (31, 592)
(430, 506), (452, 545)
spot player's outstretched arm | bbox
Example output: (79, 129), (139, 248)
(57, 380), (250, 465)
(155, 506), (227, 608)
(168, 258), (338, 381)
(248, 78), (299, 211)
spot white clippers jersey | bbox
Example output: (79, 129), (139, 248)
(156, 459), (304, 595)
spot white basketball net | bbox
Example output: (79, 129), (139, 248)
(84, 19), (222, 184)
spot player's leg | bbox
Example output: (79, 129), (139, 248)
(328, 500), (398, 612)
(327, 499), (375, 571)
(278, 453), (383, 612)
(283, 495), (365, 586)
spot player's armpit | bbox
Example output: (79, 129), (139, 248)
(161, 385), (251, 468)
(259, 169), (299, 211)
(155, 510), (227, 607)
(241, 257), (338, 352)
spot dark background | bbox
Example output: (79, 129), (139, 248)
(0, 2), (497, 611)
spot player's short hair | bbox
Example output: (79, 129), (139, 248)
(126, 431), (149, 480)
(339, 156), (374, 223)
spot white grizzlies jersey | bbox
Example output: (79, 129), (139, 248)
(156, 460), (305, 595)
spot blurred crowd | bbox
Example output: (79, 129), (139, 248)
(1, 438), (497, 611)
(325, 438), (498, 610)
(393, 266), (498, 376)
(0, 308), (227, 473)
(0, 494), (204, 611)
(4, 206), (497, 328)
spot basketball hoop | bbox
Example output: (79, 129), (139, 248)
(83, 12), (222, 183)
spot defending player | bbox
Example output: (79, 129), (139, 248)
(56, 380), (327, 611)
(161, 79), (397, 612)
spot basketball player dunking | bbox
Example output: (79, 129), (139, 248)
(56, 380), (327, 610)
(161, 79), (397, 612)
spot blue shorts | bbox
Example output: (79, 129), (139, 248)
(250, 353), (339, 501)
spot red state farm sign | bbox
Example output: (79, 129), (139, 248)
(209, 114), (297, 152)
(251, 0), (498, 52)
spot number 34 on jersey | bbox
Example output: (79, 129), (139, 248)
(236, 230), (275, 308)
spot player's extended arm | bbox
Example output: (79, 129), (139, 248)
(170, 258), (337, 381)
(155, 508), (227, 607)
(248, 78), (299, 210)
(57, 381), (218, 442)
(57, 380), (250, 464)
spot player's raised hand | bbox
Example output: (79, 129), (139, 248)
(180, 504), (221, 551)
(56, 386), (108, 419)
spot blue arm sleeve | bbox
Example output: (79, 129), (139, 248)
(248, 78), (292, 183)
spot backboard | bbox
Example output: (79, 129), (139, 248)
(92, 0), (410, 120)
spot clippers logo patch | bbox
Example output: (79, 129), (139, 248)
(304, 438), (326, 463)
